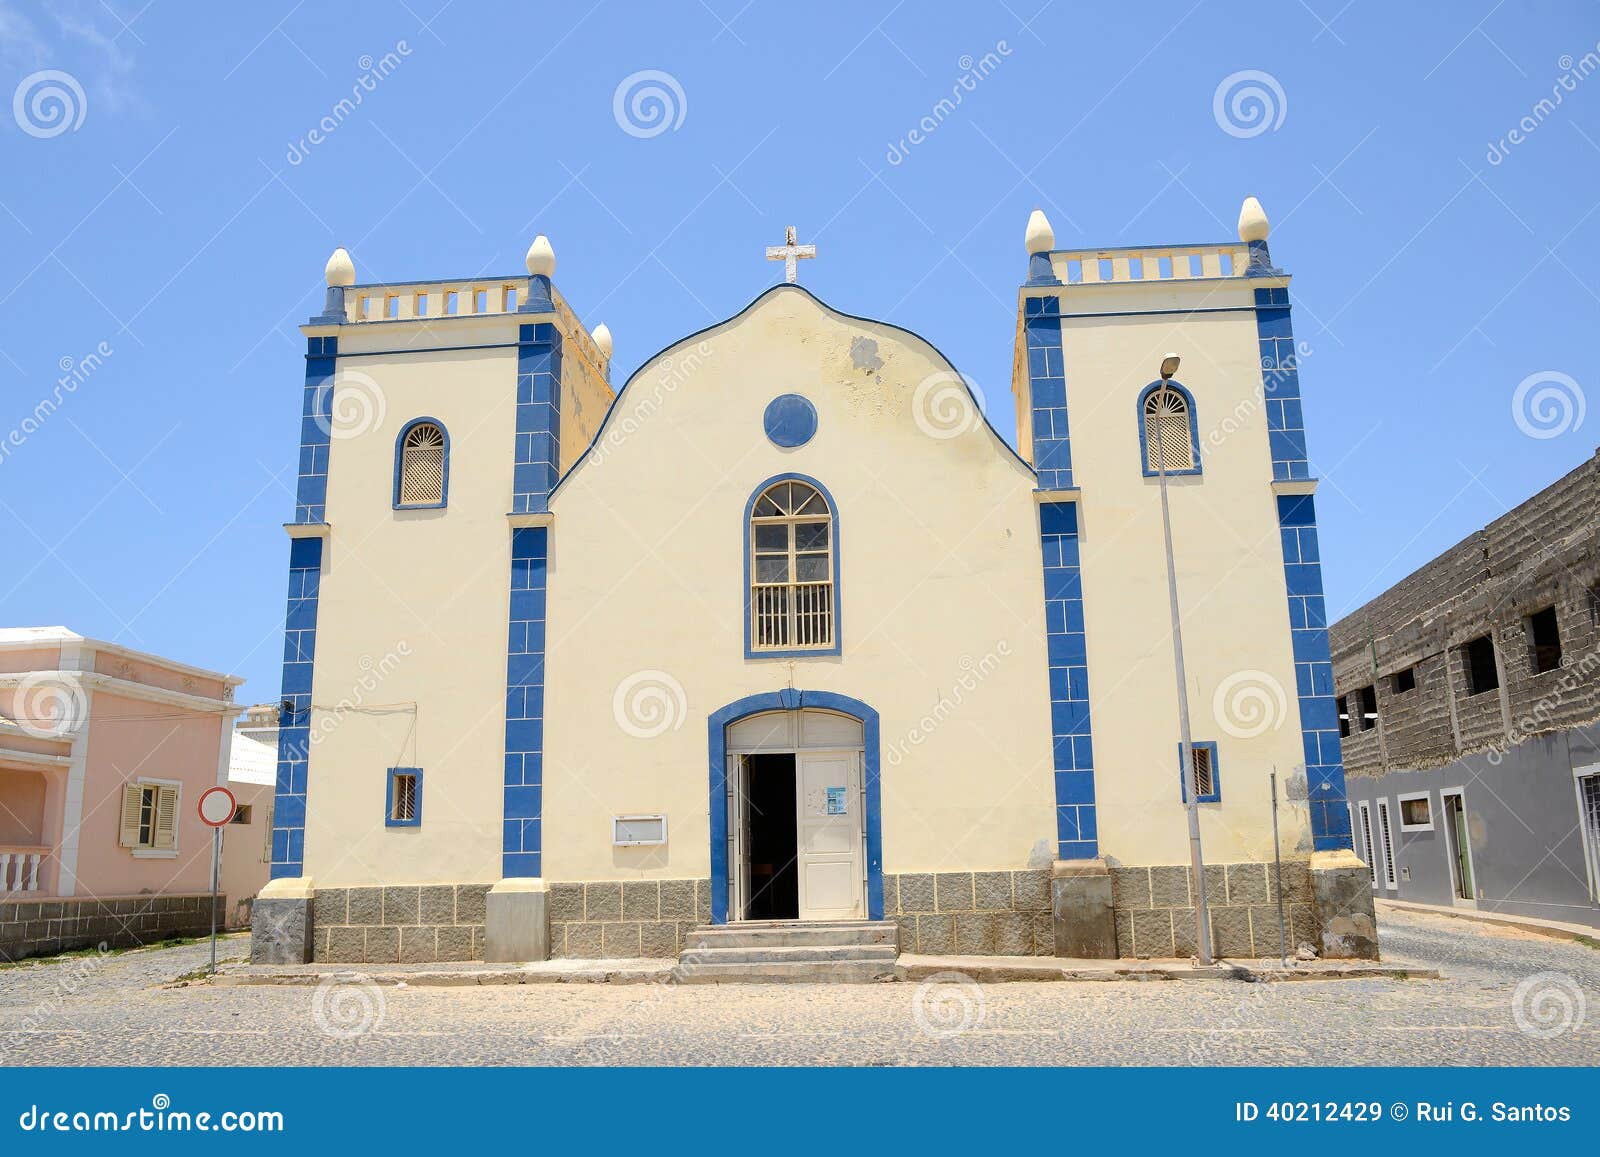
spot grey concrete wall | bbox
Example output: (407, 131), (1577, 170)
(885, 870), (1053, 956)
(0, 894), (225, 963)
(1345, 723), (1600, 930)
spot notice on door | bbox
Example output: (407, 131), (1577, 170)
(825, 786), (848, 815)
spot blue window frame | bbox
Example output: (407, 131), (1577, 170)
(744, 473), (842, 659)
(386, 766), (423, 827)
(1178, 741), (1221, 803)
(1137, 381), (1202, 478)
(393, 417), (450, 509)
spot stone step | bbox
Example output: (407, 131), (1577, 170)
(673, 958), (898, 984)
(684, 921), (899, 950)
(679, 943), (900, 966)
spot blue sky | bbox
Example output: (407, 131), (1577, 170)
(1, 2), (1595, 700)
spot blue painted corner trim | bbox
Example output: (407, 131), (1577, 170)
(1038, 500), (1098, 860)
(1136, 380), (1203, 478)
(512, 322), (562, 515)
(270, 335), (337, 880)
(743, 472), (843, 660)
(385, 767), (423, 827)
(1254, 287), (1310, 483)
(1177, 740), (1221, 804)
(1026, 253), (1060, 285)
(1023, 295), (1074, 490)
(392, 416), (450, 510)
(1276, 495), (1351, 851)
(501, 526), (548, 878)
(707, 690), (883, 924)
(762, 393), (818, 448)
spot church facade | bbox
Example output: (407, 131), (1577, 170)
(251, 198), (1377, 967)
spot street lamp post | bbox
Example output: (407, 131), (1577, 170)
(1154, 353), (1214, 965)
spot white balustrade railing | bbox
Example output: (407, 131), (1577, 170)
(0, 848), (45, 895)
(1051, 242), (1252, 285)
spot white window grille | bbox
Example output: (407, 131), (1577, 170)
(1144, 388), (1194, 472)
(1578, 773), (1600, 902)
(398, 422), (446, 505)
(391, 773), (418, 823)
(1190, 746), (1214, 798)
(1376, 799), (1398, 889)
(1358, 800), (1377, 885)
(749, 480), (835, 651)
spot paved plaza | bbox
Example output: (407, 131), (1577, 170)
(1, 908), (1595, 1066)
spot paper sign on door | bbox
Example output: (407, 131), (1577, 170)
(825, 786), (848, 815)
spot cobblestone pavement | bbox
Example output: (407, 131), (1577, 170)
(1, 910), (1596, 1066)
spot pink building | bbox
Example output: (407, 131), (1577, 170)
(0, 627), (248, 961)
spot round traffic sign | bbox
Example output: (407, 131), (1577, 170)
(198, 785), (237, 827)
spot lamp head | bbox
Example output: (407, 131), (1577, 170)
(1159, 353), (1181, 380)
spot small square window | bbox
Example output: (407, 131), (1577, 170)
(1336, 695), (1351, 738)
(1527, 606), (1562, 674)
(386, 767), (422, 827)
(1463, 634), (1499, 695)
(1179, 741), (1221, 803)
(1398, 793), (1433, 832)
(229, 804), (253, 825)
(1392, 667), (1416, 694)
(1356, 685), (1378, 731)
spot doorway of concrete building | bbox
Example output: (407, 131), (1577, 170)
(1441, 788), (1476, 905)
(725, 709), (865, 922)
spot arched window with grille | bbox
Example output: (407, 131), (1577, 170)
(746, 476), (840, 657)
(1138, 382), (1201, 476)
(394, 418), (449, 509)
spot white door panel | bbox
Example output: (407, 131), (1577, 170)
(796, 750), (863, 920)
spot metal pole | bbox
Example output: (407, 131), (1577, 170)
(1154, 379), (1213, 965)
(209, 826), (220, 975)
(1270, 767), (1286, 969)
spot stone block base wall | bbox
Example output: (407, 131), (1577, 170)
(549, 878), (712, 958)
(886, 869), (1054, 955)
(311, 884), (488, 963)
(1111, 861), (1319, 959)
(0, 894), (225, 963)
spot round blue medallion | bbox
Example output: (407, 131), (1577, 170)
(762, 393), (818, 448)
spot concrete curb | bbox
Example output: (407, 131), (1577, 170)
(1377, 898), (1600, 946)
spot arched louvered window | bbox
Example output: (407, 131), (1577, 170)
(395, 419), (449, 508)
(1140, 383), (1200, 476)
(748, 477), (838, 655)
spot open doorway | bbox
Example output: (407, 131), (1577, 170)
(744, 753), (798, 920)
(1441, 789), (1476, 904)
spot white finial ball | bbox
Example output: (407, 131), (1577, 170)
(593, 323), (613, 360)
(1024, 208), (1055, 255)
(1238, 196), (1270, 243)
(324, 247), (355, 287)
(525, 234), (556, 277)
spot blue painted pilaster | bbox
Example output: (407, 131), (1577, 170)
(1023, 296), (1073, 490)
(269, 334), (337, 879)
(1039, 501), (1098, 859)
(512, 322), (561, 514)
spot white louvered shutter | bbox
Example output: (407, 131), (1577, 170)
(119, 784), (144, 847)
(153, 786), (179, 850)
(400, 423), (446, 504)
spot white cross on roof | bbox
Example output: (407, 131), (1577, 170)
(765, 226), (816, 284)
